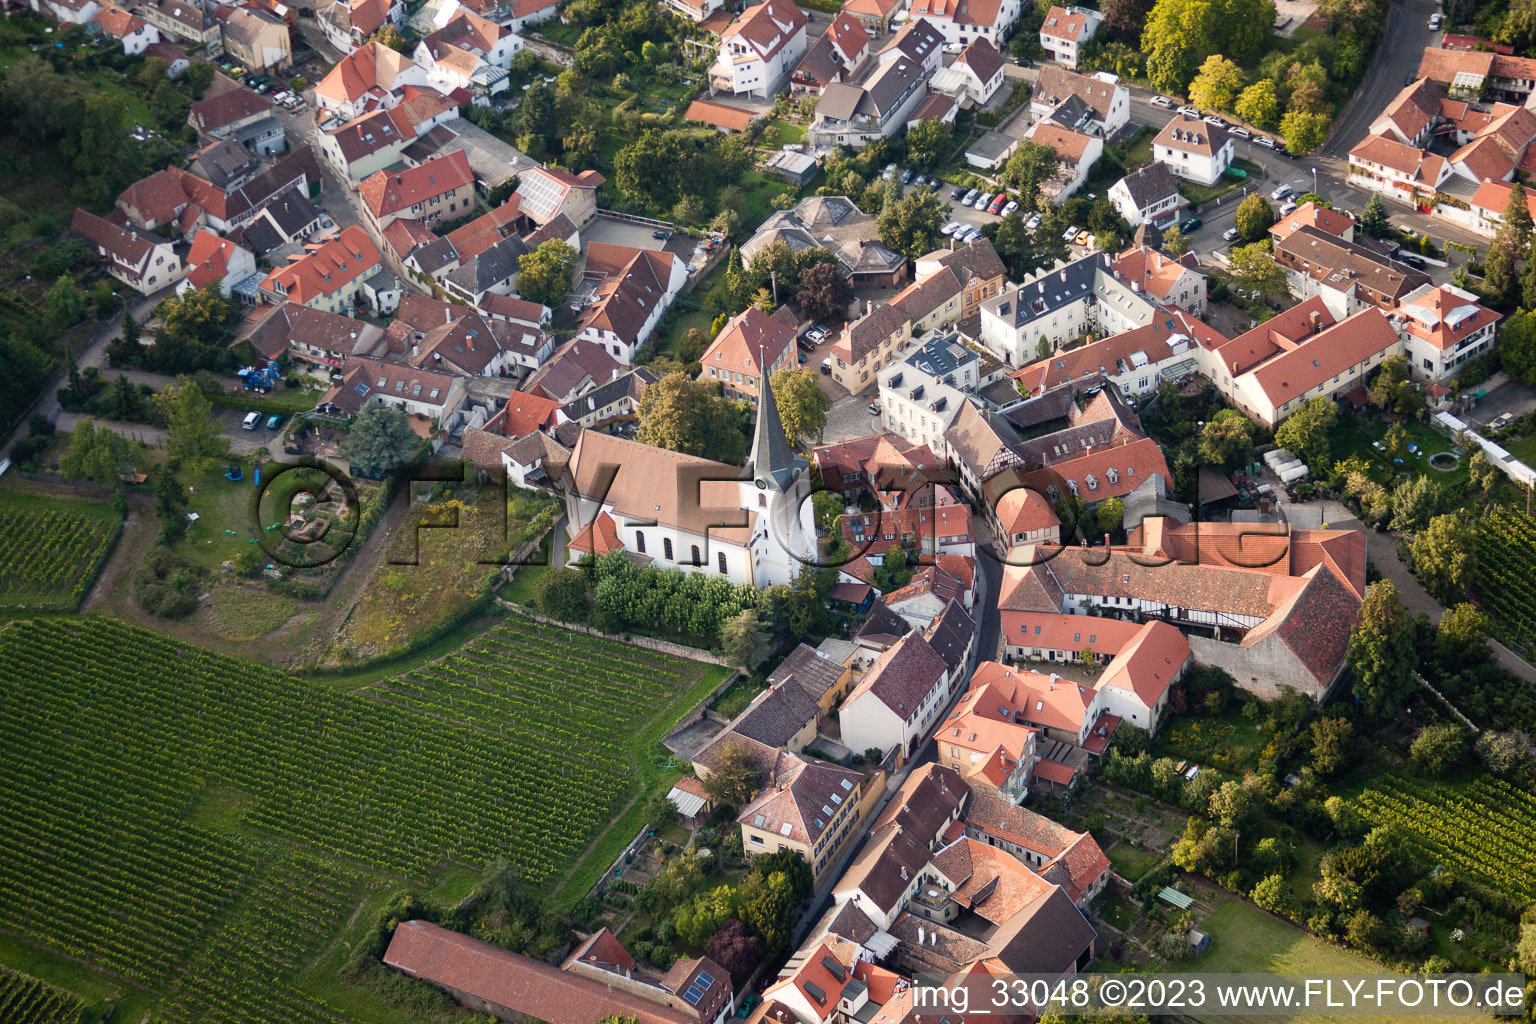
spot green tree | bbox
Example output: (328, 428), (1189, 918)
(637, 372), (748, 465)
(1389, 474), (1442, 533)
(1188, 54), (1244, 112)
(720, 608), (771, 666)
(1251, 874), (1293, 914)
(795, 261), (851, 324)
(160, 284), (237, 346)
(154, 466), (188, 536)
(341, 402), (419, 478)
(1103, 0), (1157, 40)
(1502, 311), (1536, 384)
(1234, 195), (1276, 242)
(1485, 183), (1532, 305)
(1359, 192), (1391, 238)
(1227, 242), (1287, 298)
(1348, 580), (1417, 722)
(42, 274), (86, 333)
(1142, 0), (1212, 93)
(1278, 109), (1331, 156)
(1436, 602), (1489, 662)
(701, 739), (762, 807)
(675, 885), (738, 949)
(518, 78), (559, 151)
(1161, 223), (1190, 256)
(906, 118), (953, 170)
(370, 24), (412, 52)
(1097, 495), (1124, 534)
(517, 239), (579, 307)
(1235, 79), (1281, 131)
(532, 567), (589, 621)
(998, 141), (1060, 204)
(60, 420), (131, 489)
(872, 546), (914, 591)
(737, 870), (798, 956)
(1274, 395), (1338, 470)
(156, 376), (227, 474)
(1207, 779), (1257, 828)
(876, 191), (946, 262)
(1198, 408), (1254, 468)
(1310, 716), (1353, 778)
(1410, 723), (1469, 777)
(770, 367), (830, 447)
(1409, 511), (1476, 603)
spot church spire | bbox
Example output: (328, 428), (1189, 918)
(750, 342), (799, 491)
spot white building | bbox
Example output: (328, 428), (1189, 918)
(1152, 114), (1233, 186)
(710, 0), (808, 100)
(412, 12), (521, 99)
(1038, 5), (1100, 68)
(1108, 162), (1187, 229)
(574, 244), (689, 364)
(1346, 134), (1451, 205)
(907, 0), (1022, 46)
(839, 632), (953, 760)
(1029, 67), (1128, 137)
(876, 333), (978, 452)
(1397, 282), (1503, 382)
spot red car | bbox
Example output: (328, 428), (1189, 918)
(987, 193), (1009, 215)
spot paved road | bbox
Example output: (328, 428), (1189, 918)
(1323, 0), (1442, 158)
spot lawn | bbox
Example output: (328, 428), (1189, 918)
(1150, 704), (1270, 776)
(1105, 841), (1164, 882)
(0, 487), (121, 611)
(760, 119), (808, 147)
(713, 677), (766, 720)
(173, 463), (263, 571)
(207, 585), (299, 641)
(1326, 412), (1469, 490)
(0, 614), (727, 1022)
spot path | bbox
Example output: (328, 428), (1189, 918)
(1321, 0), (1440, 159)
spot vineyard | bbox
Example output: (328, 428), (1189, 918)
(1474, 507), (1536, 648)
(0, 615), (721, 1021)
(0, 491), (121, 611)
(0, 968), (89, 1024)
(1354, 773), (1536, 905)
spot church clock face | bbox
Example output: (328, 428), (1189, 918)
(755, 478), (768, 489)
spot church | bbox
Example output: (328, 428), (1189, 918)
(559, 374), (818, 587)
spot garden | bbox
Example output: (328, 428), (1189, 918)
(0, 614), (728, 1022)
(0, 487), (121, 612)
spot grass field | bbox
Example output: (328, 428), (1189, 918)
(1105, 841), (1163, 882)
(0, 489), (121, 611)
(0, 615), (727, 1022)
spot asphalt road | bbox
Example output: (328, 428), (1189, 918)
(1323, 0), (1443, 158)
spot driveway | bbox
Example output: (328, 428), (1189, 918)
(823, 393), (877, 443)
(1462, 376), (1536, 428)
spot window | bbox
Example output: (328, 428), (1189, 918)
(664, 537), (674, 560)
(718, 551), (727, 573)
(636, 532), (646, 553)
(691, 544), (701, 565)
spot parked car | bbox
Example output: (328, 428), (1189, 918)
(1430, 12), (1442, 28)
(1079, 233), (1096, 249)
(1061, 226), (1080, 242)
(1229, 126), (1251, 139)
(652, 229), (670, 240)
(1177, 105), (1199, 117)
(242, 411), (260, 430)
(913, 172), (928, 186)
(806, 325), (827, 342)
(951, 186), (967, 200)
(963, 226), (984, 243)
(1396, 250), (1428, 270)
(962, 188), (980, 206)
(1025, 213), (1042, 231)
(988, 194), (1009, 215)
(265, 414), (284, 430)
(1180, 216), (1202, 233)
(1280, 199), (1298, 215)
(1222, 227), (1240, 242)
(1151, 95), (1174, 108)
(928, 179), (943, 193)
(1254, 135), (1277, 149)
(797, 336), (817, 352)
(901, 167), (914, 184)
(941, 220), (962, 236)
(1002, 199), (1019, 216)
(868, 401), (880, 414)
(1203, 115), (1228, 128)
(821, 358), (832, 375)
(1270, 183), (1293, 201)
(882, 163), (897, 181)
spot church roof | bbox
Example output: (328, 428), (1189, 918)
(750, 342), (804, 491)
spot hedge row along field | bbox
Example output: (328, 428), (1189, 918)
(1354, 773), (1536, 904)
(0, 968), (89, 1024)
(0, 616), (716, 1021)
(0, 491), (121, 611)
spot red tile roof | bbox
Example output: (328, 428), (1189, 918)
(262, 225), (382, 304)
(359, 150), (474, 218)
(684, 98), (757, 132)
(183, 230), (249, 290)
(1040, 4), (1091, 40)
(1268, 201), (1357, 243)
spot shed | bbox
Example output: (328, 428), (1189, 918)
(1197, 467), (1238, 510)
(965, 130), (1019, 170)
(1188, 928), (1210, 953)
(766, 148), (820, 186)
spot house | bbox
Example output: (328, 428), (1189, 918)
(876, 333), (979, 452)
(1468, 178), (1536, 237)
(962, 787), (1110, 905)
(320, 106), (418, 183)
(977, 251), (1098, 365)
(116, 149), (321, 238)
(90, 5), (160, 53)
(684, 98), (759, 133)
(523, 339), (622, 403)
(840, 632), (953, 763)
(1029, 67), (1129, 138)
(319, 355), (465, 425)
(576, 243), (689, 364)
(1346, 133), (1451, 204)
(42, 0), (100, 26)
(1370, 78), (1444, 147)
(963, 130), (1018, 170)
(927, 38), (1006, 108)
(178, 230), (258, 298)
(314, 41), (429, 121)
(189, 79), (284, 155)
(912, 238), (1007, 319)
(831, 263), (968, 394)
(140, 0), (221, 51)
(737, 755), (868, 877)
(663, 0), (723, 22)
(70, 208), (185, 295)
(232, 188), (325, 257)
(908, 0), (1021, 46)
(1108, 162), (1187, 229)
(743, 196), (905, 288)
(1273, 225), (1430, 320)
(1396, 282), (1502, 382)
(1011, 320), (1201, 400)
(414, 11), (521, 99)
(790, 14), (871, 95)
(1039, 5), (1100, 67)
(240, 300), (382, 367)
(935, 675), (1040, 797)
(358, 150), (476, 233)
(875, 19), (945, 77)
(810, 57), (929, 149)
(1416, 45), (1536, 106)
(1152, 114), (1233, 186)
(710, 0), (809, 99)
(1022, 434), (1172, 508)
(220, 7), (291, 71)
(1268, 201), (1358, 244)
(317, 0), (404, 53)
(559, 379), (815, 586)
(1106, 244), (1207, 316)
(143, 41), (191, 77)
(1022, 121), (1101, 203)
(560, 367), (655, 429)
(841, 0), (905, 37)
(515, 166), (604, 227)
(700, 306), (800, 404)
(259, 225), (390, 315)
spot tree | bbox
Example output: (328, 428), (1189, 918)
(517, 239), (579, 307)
(1227, 242), (1287, 299)
(906, 118), (953, 170)
(532, 567), (588, 621)
(1104, 0), (1157, 39)
(1410, 723), (1469, 777)
(1436, 602), (1489, 663)
(998, 141), (1060, 204)
(42, 275), (85, 333)
(637, 371), (748, 465)
(370, 24), (412, 52)
(160, 284), (237, 346)
(1359, 192), (1391, 238)
(1142, 0), (1212, 93)
(751, 847), (814, 902)
(1207, 779), (1257, 828)
(1097, 495), (1124, 534)
(705, 919), (760, 984)
(59, 420), (131, 489)
(1235, 79), (1281, 131)
(876, 192), (946, 262)
(1410, 511), (1476, 603)
(872, 545), (914, 591)
(1367, 353), (1418, 416)
(737, 869), (798, 956)
(770, 368), (830, 447)
(1189, 54), (1244, 112)
(1310, 717), (1353, 778)
(1251, 874), (1293, 914)
(342, 402), (418, 478)
(675, 885), (738, 948)
(794, 261), (851, 324)
(156, 376), (227, 475)
(1273, 395), (1338, 470)
(1322, 796), (1366, 845)
(1389, 475), (1442, 533)
(1489, 183), (1534, 307)
(1348, 580), (1417, 722)
(649, 850), (705, 908)
(1198, 408), (1253, 468)
(720, 608), (771, 666)
(1161, 223), (1190, 256)
(701, 739), (762, 807)
(154, 467), (188, 536)
(1503, 312), (1536, 384)
(1476, 729), (1534, 778)
(1234, 195), (1276, 242)
(1278, 109), (1331, 156)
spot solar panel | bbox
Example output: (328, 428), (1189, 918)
(697, 971), (714, 987)
(683, 984), (705, 1006)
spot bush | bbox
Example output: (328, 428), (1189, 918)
(133, 547), (206, 619)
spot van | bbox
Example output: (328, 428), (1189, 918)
(821, 358), (832, 375)
(242, 411), (260, 430)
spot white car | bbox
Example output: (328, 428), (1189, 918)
(1280, 200), (1298, 215)
(962, 226), (984, 243)
(882, 163), (897, 181)
(1002, 200), (1019, 216)
(1062, 226), (1080, 242)
(1223, 227), (1240, 242)
(1151, 95), (1174, 108)
(1203, 115), (1228, 128)
(962, 188), (980, 206)
(1229, 126), (1251, 139)
(1025, 213), (1042, 231)
(1254, 135), (1277, 149)
(1177, 105), (1199, 118)
(1270, 183), (1294, 201)
(1429, 12), (1442, 28)
(941, 221), (961, 236)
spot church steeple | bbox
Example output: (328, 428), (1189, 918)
(749, 343), (800, 492)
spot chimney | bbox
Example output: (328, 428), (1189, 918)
(1309, 310), (1322, 331)
(866, 299), (873, 315)
(918, 925), (926, 944)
